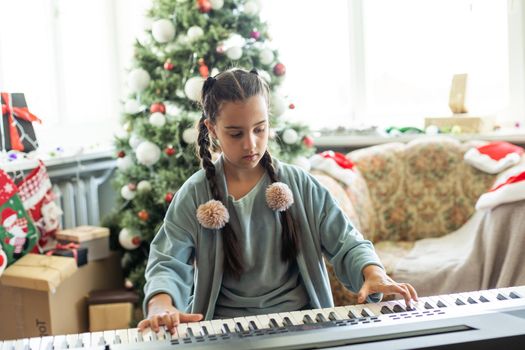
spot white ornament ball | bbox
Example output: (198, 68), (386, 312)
(121, 185), (136, 200)
(182, 128), (199, 144)
(282, 128), (299, 144)
(293, 156), (311, 172)
(259, 70), (271, 83)
(119, 228), (141, 250)
(129, 134), (142, 150)
(165, 103), (180, 117)
(244, 0), (259, 15)
(124, 100), (142, 114)
(151, 19), (176, 43)
(425, 125), (439, 135)
(226, 46), (243, 60)
(116, 156), (133, 171)
(127, 68), (151, 93)
(270, 94), (287, 117)
(210, 0), (224, 10)
(210, 68), (220, 77)
(184, 76), (205, 101)
(149, 112), (166, 127)
(135, 141), (161, 166)
(259, 49), (274, 65)
(137, 180), (152, 193)
(187, 26), (204, 42)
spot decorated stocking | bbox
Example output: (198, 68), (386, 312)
(0, 247), (7, 277)
(16, 160), (63, 252)
(0, 170), (39, 265)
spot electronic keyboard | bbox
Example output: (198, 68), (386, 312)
(2, 286), (525, 350)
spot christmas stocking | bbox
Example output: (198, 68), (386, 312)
(309, 151), (357, 186)
(16, 160), (62, 252)
(464, 141), (524, 174)
(0, 170), (39, 265)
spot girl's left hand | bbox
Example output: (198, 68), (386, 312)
(357, 265), (418, 308)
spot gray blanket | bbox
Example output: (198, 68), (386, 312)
(392, 199), (525, 296)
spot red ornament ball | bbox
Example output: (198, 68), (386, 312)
(199, 64), (209, 78)
(131, 236), (141, 246)
(165, 192), (174, 203)
(289, 103), (295, 110)
(138, 209), (149, 221)
(117, 150), (126, 158)
(303, 136), (315, 148)
(165, 146), (176, 156)
(164, 60), (174, 71)
(250, 31), (260, 40)
(150, 102), (166, 114)
(273, 63), (286, 76)
(197, 0), (211, 13)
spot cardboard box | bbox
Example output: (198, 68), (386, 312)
(56, 226), (110, 261)
(88, 303), (134, 332)
(0, 252), (122, 340)
(424, 114), (494, 134)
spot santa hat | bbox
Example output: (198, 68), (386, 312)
(1, 207), (17, 224)
(464, 141), (524, 174)
(476, 168), (525, 210)
(309, 151), (356, 186)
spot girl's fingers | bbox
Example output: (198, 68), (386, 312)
(137, 319), (149, 331)
(180, 313), (204, 323)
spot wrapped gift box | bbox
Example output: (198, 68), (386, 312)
(56, 226), (110, 261)
(424, 115), (494, 134)
(1, 92), (40, 152)
(0, 252), (123, 339)
(87, 289), (139, 332)
(45, 243), (88, 267)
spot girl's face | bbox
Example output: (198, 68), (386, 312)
(206, 95), (269, 172)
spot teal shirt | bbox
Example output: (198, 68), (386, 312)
(214, 172), (309, 318)
(144, 155), (383, 320)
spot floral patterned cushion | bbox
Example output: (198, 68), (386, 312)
(349, 137), (497, 242)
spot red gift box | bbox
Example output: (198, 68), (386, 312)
(1, 92), (41, 152)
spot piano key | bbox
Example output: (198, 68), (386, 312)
(380, 305), (393, 314)
(266, 313), (285, 327)
(392, 304), (405, 313)
(141, 328), (157, 342)
(39, 336), (54, 350)
(176, 323), (190, 338)
(13, 339), (29, 350)
(288, 311), (306, 325)
(127, 328), (139, 343)
(103, 330), (117, 345)
(53, 335), (68, 349)
(455, 298), (466, 306)
(217, 318), (237, 334)
(497, 293), (508, 300)
(90, 331), (105, 346)
(360, 307), (375, 317)
(278, 312), (300, 326)
(186, 322), (202, 338)
(327, 309), (342, 321)
(343, 306), (360, 319)
(28, 338), (41, 350)
(332, 306), (350, 320)
(78, 332), (92, 347)
(316, 312), (328, 323)
(64, 334), (78, 349)
(199, 321), (216, 335)
(233, 317), (251, 332)
(242, 316), (263, 330)
(1, 340), (14, 350)
(362, 303), (383, 316)
(302, 314), (315, 324)
(509, 291), (522, 299)
(210, 319), (228, 334)
(115, 329), (129, 344)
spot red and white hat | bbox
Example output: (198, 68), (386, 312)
(310, 151), (356, 186)
(464, 141), (524, 174)
(476, 168), (525, 210)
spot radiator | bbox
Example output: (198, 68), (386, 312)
(48, 159), (115, 229)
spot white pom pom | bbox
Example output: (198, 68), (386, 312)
(282, 128), (299, 144)
(266, 182), (294, 211)
(196, 200), (230, 229)
(210, 0), (224, 10)
(182, 128), (199, 144)
(127, 68), (151, 93)
(136, 141), (161, 166)
(184, 76), (205, 101)
(149, 112), (166, 127)
(116, 156), (133, 171)
(259, 49), (274, 65)
(119, 228), (141, 250)
(270, 93), (287, 117)
(244, 0), (259, 15)
(152, 19), (175, 43)
(121, 185), (136, 200)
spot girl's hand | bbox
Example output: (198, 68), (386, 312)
(357, 265), (418, 308)
(138, 293), (203, 335)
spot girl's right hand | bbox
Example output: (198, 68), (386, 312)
(137, 294), (203, 334)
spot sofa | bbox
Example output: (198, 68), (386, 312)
(312, 136), (525, 305)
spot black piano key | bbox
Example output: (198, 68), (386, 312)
(361, 309), (372, 317)
(186, 327), (195, 338)
(380, 306), (393, 314)
(347, 309), (357, 319)
(269, 318), (280, 328)
(303, 314), (315, 324)
(455, 298), (466, 306)
(249, 321), (259, 330)
(479, 295), (490, 303)
(235, 322), (245, 332)
(222, 323), (232, 334)
(316, 313), (328, 323)
(328, 311), (338, 321)
(283, 317), (293, 326)
(497, 293), (508, 300)
(467, 297), (477, 304)
(406, 304), (416, 311)
(201, 325), (210, 335)
(392, 304), (405, 313)
(436, 300), (447, 308)
(424, 302), (434, 309)
(510, 291), (522, 299)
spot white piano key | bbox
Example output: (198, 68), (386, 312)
(13, 339), (29, 350)
(141, 328), (158, 342)
(255, 314), (272, 329)
(219, 318), (237, 334)
(28, 338), (41, 350)
(127, 328), (139, 343)
(233, 317), (251, 332)
(90, 331), (105, 346)
(52, 335), (67, 349)
(176, 323), (190, 338)
(64, 334), (78, 349)
(155, 326), (171, 341)
(266, 313), (284, 328)
(1, 340), (14, 350)
(288, 311), (306, 325)
(362, 303), (383, 316)
(78, 332), (91, 348)
(102, 330), (116, 345)
(39, 336), (54, 350)
(333, 306), (350, 320)
(186, 322), (203, 338)
(115, 329), (129, 345)
(199, 320), (217, 335)
(210, 319), (227, 334)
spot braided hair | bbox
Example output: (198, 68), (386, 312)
(197, 68), (301, 278)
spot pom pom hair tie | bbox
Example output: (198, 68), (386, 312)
(196, 182), (294, 229)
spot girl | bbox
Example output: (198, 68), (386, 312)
(138, 68), (417, 334)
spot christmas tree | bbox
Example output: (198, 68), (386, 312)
(106, 0), (315, 310)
